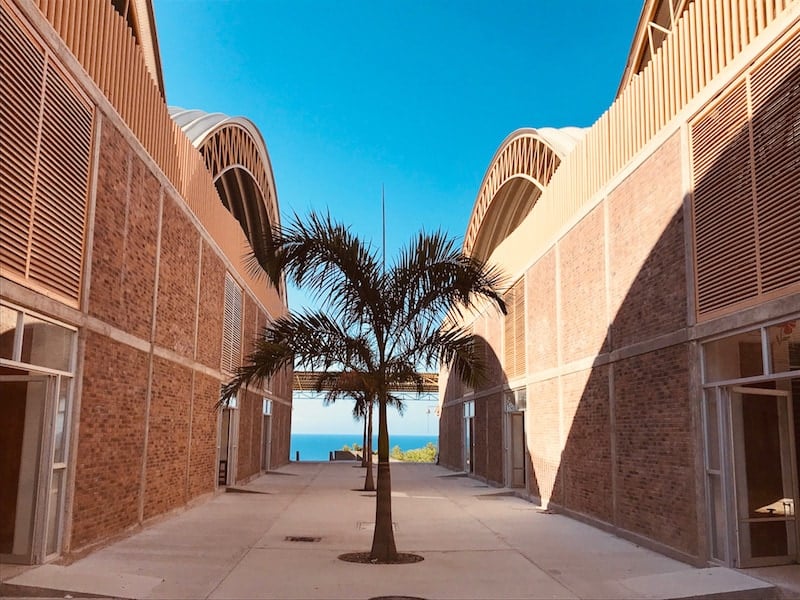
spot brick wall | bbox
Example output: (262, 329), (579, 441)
(196, 243), (225, 369)
(270, 400), (291, 467)
(485, 312), (504, 388)
(614, 345), (696, 555)
(527, 377), (561, 504)
(438, 404), (463, 470)
(559, 206), (608, 362)
(560, 367), (612, 522)
(236, 392), (253, 480)
(88, 122), (158, 339)
(526, 249), (557, 373)
(188, 373), (219, 498)
(438, 130), (699, 558)
(473, 396), (488, 478)
(66, 109), (291, 554)
(236, 389), (263, 482)
(144, 357), (191, 519)
(72, 332), (148, 549)
(486, 394), (503, 484)
(154, 194), (199, 359)
(243, 295), (259, 358)
(608, 132), (686, 348)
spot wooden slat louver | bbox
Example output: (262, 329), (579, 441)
(29, 64), (92, 300)
(222, 274), (243, 375)
(0, 8), (44, 279)
(750, 34), (800, 294)
(692, 29), (800, 320)
(0, 7), (91, 304)
(691, 81), (759, 315)
(503, 279), (526, 380)
(513, 280), (525, 377)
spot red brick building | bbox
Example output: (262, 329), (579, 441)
(438, 0), (799, 569)
(0, 0), (292, 564)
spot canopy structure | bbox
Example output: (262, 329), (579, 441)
(169, 107), (280, 260)
(464, 127), (585, 262)
(293, 371), (439, 394)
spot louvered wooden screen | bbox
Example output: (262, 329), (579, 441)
(14, 0), (278, 312)
(691, 32), (800, 320)
(222, 274), (243, 375)
(462, 0), (796, 278)
(503, 279), (526, 379)
(750, 34), (800, 294)
(0, 7), (92, 305)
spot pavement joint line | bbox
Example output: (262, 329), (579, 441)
(429, 474), (591, 599)
(430, 474), (519, 553)
(423, 471), (589, 598)
(204, 462), (325, 599)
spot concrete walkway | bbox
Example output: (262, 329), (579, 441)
(2, 462), (783, 599)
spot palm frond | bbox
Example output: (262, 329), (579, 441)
(387, 230), (507, 333)
(281, 212), (384, 321)
(430, 325), (487, 390)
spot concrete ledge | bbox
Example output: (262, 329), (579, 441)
(619, 567), (776, 600)
(6, 565), (163, 599)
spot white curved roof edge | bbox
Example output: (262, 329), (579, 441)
(533, 126), (588, 157)
(494, 126), (588, 161)
(169, 106), (278, 208)
(466, 126), (587, 241)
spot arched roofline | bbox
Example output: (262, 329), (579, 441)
(169, 106), (281, 236)
(464, 127), (585, 260)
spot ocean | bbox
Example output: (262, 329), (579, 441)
(291, 433), (438, 461)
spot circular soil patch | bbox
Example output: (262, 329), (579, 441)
(338, 552), (424, 565)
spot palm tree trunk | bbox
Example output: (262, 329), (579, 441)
(369, 396), (397, 561)
(361, 412), (368, 467)
(363, 399), (375, 491)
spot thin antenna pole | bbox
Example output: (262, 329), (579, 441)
(381, 184), (386, 273)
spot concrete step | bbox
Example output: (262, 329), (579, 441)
(619, 567), (776, 600)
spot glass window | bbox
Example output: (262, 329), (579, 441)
(767, 319), (799, 374)
(53, 378), (70, 464)
(705, 390), (720, 471)
(20, 315), (74, 372)
(463, 400), (474, 418)
(46, 469), (64, 555)
(703, 329), (763, 382)
(262, 399), (272, 415)
(708, 474), (726, 561)
(504, 389), (526, 412)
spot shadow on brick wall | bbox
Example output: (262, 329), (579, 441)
(547, 55), (800, 562)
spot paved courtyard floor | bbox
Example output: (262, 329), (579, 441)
(2, 462), (792, 599)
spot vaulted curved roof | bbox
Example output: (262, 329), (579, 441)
(464, 127), (585, 262)
(169, 107), (280, 260)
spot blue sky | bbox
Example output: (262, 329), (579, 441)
(154, 0), (642, 434)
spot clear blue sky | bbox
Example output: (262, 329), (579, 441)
(154, 0), (642, 434)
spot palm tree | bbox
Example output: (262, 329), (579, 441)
(222, 211), (505, 563)
(313, 370), (392, 492)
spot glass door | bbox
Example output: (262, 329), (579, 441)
(217, 403), (239, 487)
(0, 375), (49, 564)
(509, 412), (526, 488)
(730, 386), (797, 567)
(463, 400), (474, 473)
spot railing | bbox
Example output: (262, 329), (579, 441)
(32, 0), (281, 313)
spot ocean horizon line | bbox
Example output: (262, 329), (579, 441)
(290, 432), (438, 461)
